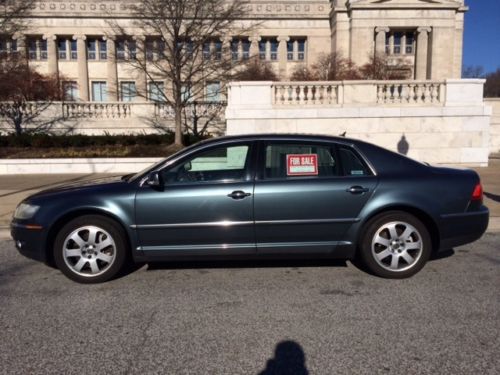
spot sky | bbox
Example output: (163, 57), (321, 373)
(463, 0), (500, 73)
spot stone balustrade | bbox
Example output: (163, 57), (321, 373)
(376, 81), (445, 104)
(273, 82), (339, 106)
(63, 102), (132, 118)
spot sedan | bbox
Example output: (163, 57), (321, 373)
(11, 134), (489, 283)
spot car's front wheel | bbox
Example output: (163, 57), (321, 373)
(360, 211), (432, 278)
(53, 215), (128, 283)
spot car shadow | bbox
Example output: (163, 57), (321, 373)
(484, 191), (500, 203)
(429, 249), (455, 261)
(145, 257), (348, 271)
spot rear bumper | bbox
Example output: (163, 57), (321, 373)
(10, 222), (48, 263)
(438, 206), (489, 250)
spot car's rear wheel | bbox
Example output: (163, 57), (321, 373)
(53, 215), (128, 283)
(360, 211), (431, 278)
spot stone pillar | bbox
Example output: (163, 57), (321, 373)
(73, 34), (89, 101)
(43, 34), (58, 76)
(134, 35), (147, 101)
(249, 35), (260, 58)
(277, 36), (289, 78)
(375, 27), (389, 56)
(104, 36), (118, 101)
(416, 27), (431, 79)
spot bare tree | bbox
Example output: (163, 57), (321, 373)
(235, 57), (279, 81)
(462, 65), (485, 79)
(312, 52), (361, 81)
(0, 0), (33, 35)
(109, 0), (252, 146)
(484, 68), (500, 98)
(0, 58), (65, 135)
(360, 54), (410, 80)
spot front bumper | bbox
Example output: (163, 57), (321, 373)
(10, 221), (47, 263)
(439, 206), (489, 250)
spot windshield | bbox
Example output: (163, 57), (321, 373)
(126, 140), (207, 182)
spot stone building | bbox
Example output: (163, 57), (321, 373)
(3, 0), (467, 102)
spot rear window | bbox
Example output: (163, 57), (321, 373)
(339, 147), (372, 176)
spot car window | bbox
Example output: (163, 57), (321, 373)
(339, 147), (371, 176)
(164, 144), (250, 184)
(264, 143), (339, 179)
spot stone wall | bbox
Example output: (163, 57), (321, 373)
(225, 79), (491, 166)
(485, 98), (500, 154)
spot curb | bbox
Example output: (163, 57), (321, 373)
(2, 218), (500, 240)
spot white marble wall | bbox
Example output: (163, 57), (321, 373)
(226, 80), (492, 166)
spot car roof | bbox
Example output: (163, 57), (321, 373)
(199, 133), (358, 146)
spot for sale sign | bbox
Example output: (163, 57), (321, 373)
(286, 154), (318, 176)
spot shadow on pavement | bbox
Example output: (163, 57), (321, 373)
(484, 191), (500, 203)
(258, 340), (309, 375)
(430, 248), (455, 261)
(146, 258), (348, 271)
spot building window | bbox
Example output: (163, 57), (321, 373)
(120, 81), (137, 102)
(58, 39), (67, 59)
(385, 30), (416, 55)
(148, 81), (164, 102)
(287, 38), (306, 61)
(231, 38), (249, 61)
(63, 81), (79, 101)
(92, 81), (107, 102)
(70, 39), (77, 60)
(205, 81), (221, 102)
(203, 39), (223, 61)
(40, 39), (48, 60)
(86, 38), (107, 60)
(405, 32), (415, 54)
(231, 40), (239, 61)
(146, 37), (165, 61)
(181, 83), (193, 102)
(28, 39), (37, 60)
(259, 37), (278, 61)
(0, 37), (17, 58)
(116, 39), (136, 60)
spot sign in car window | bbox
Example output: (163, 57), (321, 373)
(286, 154), (318, 176)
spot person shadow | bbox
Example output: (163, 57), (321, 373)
(397, 134), (409, 155)
(258, 340), (309, 375)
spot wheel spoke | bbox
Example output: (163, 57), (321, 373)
(87, 227), (98, 244)
(97, 252), (113, 263)
(65, 249), (81, 258)
(376, 249), (392, 261)
(97, 238), (113, 251)
(390, 254), (399, 269)
(401, 251), (415, 265)
(88, 259), (100, 274)
(406, 241), (422, 250)
(74, 258), (87, 272)
(374, 235), (390, 248)
(70, 232), (85, 247)
(387, 224), (398, 240)
(400, 226), (414, 241)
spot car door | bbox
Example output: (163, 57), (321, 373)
(134, 141), (256, 256)
(253, 140), (378, 254)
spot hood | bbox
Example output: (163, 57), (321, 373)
(26, 175), (128, 200)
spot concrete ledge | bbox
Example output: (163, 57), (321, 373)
(0, 158), (162, 174)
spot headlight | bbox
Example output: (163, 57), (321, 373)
(14, 203), (40, 220)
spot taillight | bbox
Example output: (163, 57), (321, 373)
(471, 183), (483, 202)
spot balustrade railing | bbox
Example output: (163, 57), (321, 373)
(63, 102), (132, 118)
(376, 81), (444, 104)
(273, 82), (340, 106)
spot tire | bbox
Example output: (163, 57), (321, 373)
(359, 211), (432, 279)
(53, 215), (129, 283)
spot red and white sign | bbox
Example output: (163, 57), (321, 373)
(286, 154), (318, 176)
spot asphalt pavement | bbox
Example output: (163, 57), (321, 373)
(0, 234), (499, 374)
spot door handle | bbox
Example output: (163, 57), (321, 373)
(346, 186), (369, 194)
(227, 190), (252, 200)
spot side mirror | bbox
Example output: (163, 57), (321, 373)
(146, 171), (162, 188)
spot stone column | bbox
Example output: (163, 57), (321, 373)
(375, 27), (389, 56)
(73, 34), (89, 101)
(104, 36), (118, 101)
(416, 27), (431, 80)
(43, 34), (58, 76)
(13, 33), (27, 61)
(134, 35), (147, 101)
(277, 36), (289, 78)
(249, 35), (260, 59)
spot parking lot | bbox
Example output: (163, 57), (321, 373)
(1, 233), (498, 374)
